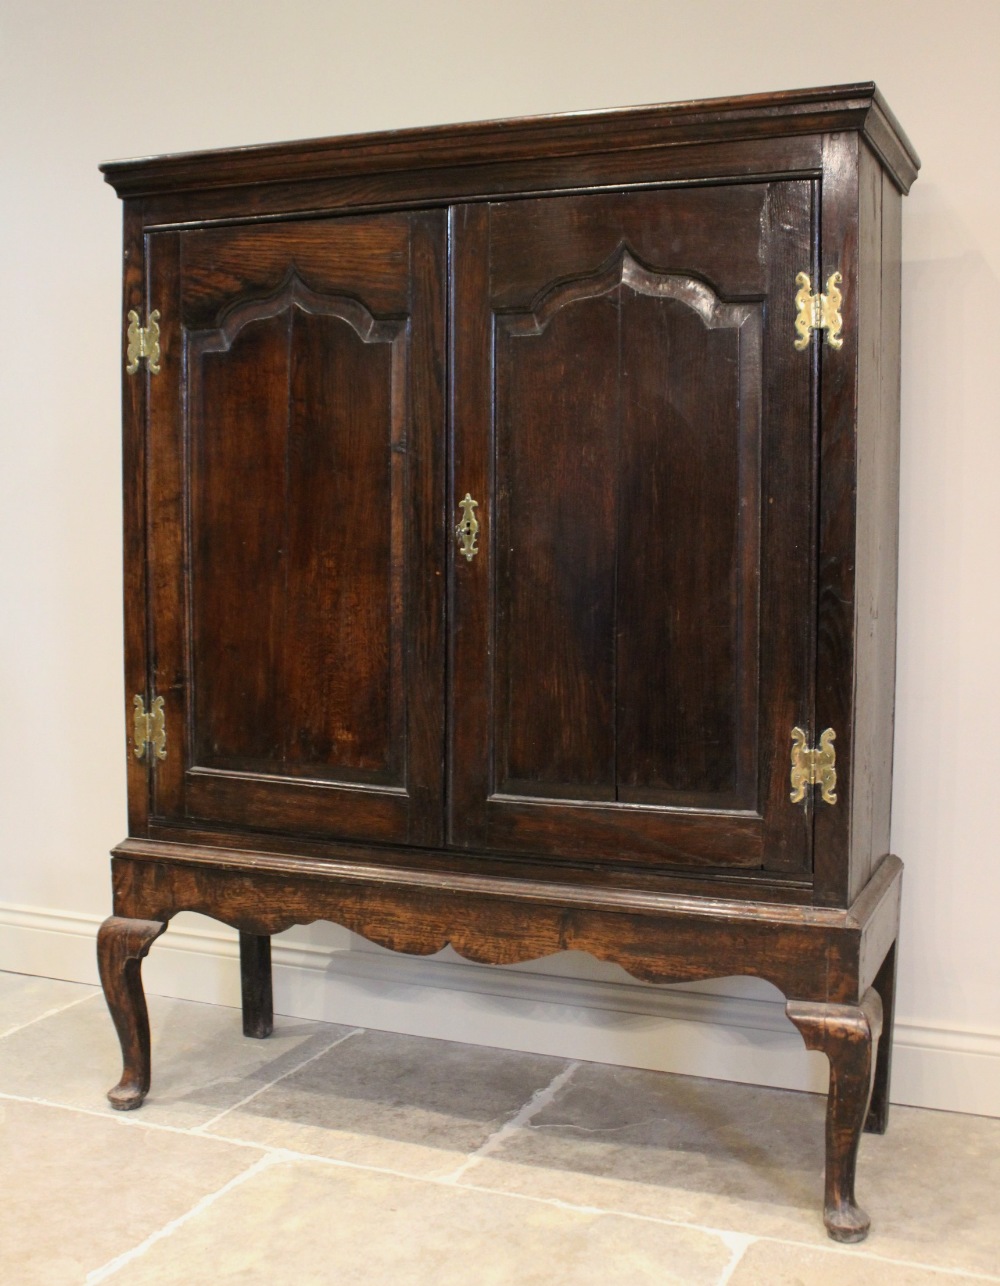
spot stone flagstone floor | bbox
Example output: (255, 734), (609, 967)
(0, 969), (997, 1284)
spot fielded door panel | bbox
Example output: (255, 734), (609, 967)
(143, 213), (446, 845)
(449, 185), (816, 872)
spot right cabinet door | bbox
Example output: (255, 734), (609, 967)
(450, 183), (817, 873)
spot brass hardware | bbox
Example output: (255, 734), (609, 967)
(126, 309), (161, 375)
(790, 727), (836, 805)
(793, 272), (844, 351)
(133, 695), (167, 761)
(455, 493), (480, 562)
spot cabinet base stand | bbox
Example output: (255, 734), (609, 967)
(100, 840), (902, 1240)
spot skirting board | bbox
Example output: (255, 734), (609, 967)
(1, 900), (997, 1118)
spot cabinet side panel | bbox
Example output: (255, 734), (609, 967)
(847, 145), (903, 905)
(867, 171), (902, 876)
(846, 144), (884, 902)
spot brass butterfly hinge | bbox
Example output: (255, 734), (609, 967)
(790, 727), (837, 805)
(455, 493), (480, 562)
(126, 308), (161, 375)
(133, 695), (167, 761)
(793, 272), (844, 351)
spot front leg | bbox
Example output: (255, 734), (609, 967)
(96, 916), (168, 1110)
(786, 988), (883, 1243)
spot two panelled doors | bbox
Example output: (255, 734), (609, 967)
(142, 180), (816, 876)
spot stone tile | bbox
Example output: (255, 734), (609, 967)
(0, 989), (352, 1128)
(859, 1104), (1000, 1277)
(0, 1098), (257, 1285)
(460, 1062), (1000, 1276)
(205, 1028), (570, 1178)
(0, 970), (97, 1035)
(463, 1062), (827, 1226)
(109, 1157), (735, 1285)
(728, 1239), (992, 1284)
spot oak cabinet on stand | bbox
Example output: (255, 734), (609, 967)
(98, 83), (918, 1242)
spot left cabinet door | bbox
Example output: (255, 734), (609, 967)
(136, 213), (447, 845)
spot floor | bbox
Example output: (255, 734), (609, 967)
(0, 972), (997, 1285)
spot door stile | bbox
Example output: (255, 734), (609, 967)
(756, 179), (818, 872)
(143, 230), (188, 823)
(123, 204), (152, 834)
(447, 203), (494, 848)
(404, 211), (449, 845)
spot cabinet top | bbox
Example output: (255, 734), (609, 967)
(101, 81), (919, 201)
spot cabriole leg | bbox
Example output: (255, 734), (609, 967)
(239, 931), (273, 1039)
(865, 942), (897, 1134)
(96, 915), (167, 1110)
(786, 987), (883, 1243)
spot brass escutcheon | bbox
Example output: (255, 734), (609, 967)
(455, 493), (480, 561)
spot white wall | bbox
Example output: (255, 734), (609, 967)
(2, 0), (998, 1116)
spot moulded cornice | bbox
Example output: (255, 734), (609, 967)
(100, 82), (920, 201)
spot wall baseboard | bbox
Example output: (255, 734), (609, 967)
(1, 900), (997, 1117)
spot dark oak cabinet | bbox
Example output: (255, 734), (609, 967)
(98, 83), (918, 1242)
